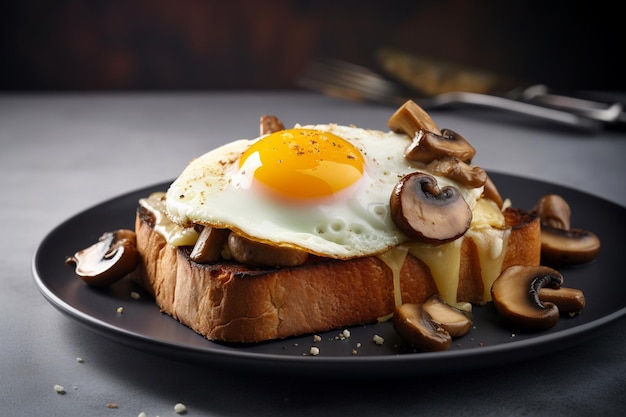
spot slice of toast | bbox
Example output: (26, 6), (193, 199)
(132, 203), (540, 343)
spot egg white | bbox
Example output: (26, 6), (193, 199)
(165, 124), (483, 259)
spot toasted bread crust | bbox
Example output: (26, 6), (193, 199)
(502, 207), (541, 268)
(133, 205), (540, 343)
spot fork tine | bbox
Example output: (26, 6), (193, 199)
(297, 58), (409, 105)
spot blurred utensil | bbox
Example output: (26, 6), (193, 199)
(375, 47), (623, 125)
(297, 57), (618, 132)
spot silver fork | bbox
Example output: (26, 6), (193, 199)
(296, 58), (608, 131)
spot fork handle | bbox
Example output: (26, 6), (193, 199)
(431, 92), (603, 131)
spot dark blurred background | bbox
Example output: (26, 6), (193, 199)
(1, 0), (623, 91)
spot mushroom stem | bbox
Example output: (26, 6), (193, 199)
(539, 287), (586, 315)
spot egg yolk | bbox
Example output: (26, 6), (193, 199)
(237, 128), (365, 200)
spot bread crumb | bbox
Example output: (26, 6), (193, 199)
(54, 384), (66, 394)
(131, 291), (141, 300)
(107, 403), (118, 409)
(138, 413), (147, 417)
(309, 346), (320, 356)
(76, 357), (84, 363)
(373, 334), (385, 345)
(116, 306), (124, 314)
(174, 402), (187, 414)
(313, 334), (321, 343)
(335, 329), (351, 340)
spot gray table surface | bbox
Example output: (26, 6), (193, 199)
(1, 91), (625, 416)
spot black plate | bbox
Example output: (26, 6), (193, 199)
(32, 173), (626, 378)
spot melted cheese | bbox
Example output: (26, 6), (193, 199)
(376, 245), (409, 307)
(377, 196), (509, 305)
(405, 238), (464, 304)
(466, 228), (510, 301)
(139, 193), (198, 247)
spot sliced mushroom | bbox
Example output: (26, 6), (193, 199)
(425, 156), (487, 188)
(65, 229), (138, 286)
(422, 295), (473, 338)
(260, 115), (285, 135)
(404, 129), (476, 164)
(533, 194), (571, 230)
(390, 172), (472, 244)
(190, 226), (230, 264)
(482, 175), (504, 208)
(388, 100), (441, 137)
(538, 287), (586, 315)
(491, 265), (563, 330)
(531, 194), (600, 265)
(228, 232), (309, 267)
(540, 226), (601, 265)
(393, 303), (452, 352)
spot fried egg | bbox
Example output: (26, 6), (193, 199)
(165, 124), (483, 259)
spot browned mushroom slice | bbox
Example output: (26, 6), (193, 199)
(482, 175), (504, 208)
(393, 303), (452, 352)
(425, 156), (487, 188)
(388, 100), (441, 137)
(390, 172), (472, 244)
(538, 287), (586, 315)
(422, 295), (473, 338)
(491, 265), (563, 330)
(533, 194), (571, 230)
(227, 232), (309, 267)
(540, 226), (601, 265)
(404, 129), (476, 164)
(190, 226), (230, 264)
(260, 115), (285, 135)
(65, 229), (138, 286)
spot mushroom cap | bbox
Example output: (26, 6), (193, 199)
(388, 100), (441, 137)
(393, 303), (452, 352)
(491, 265), (563, 331)
(422, 295), (473, 338)
(533, 194), (571, 230)
(190, 226), (230, 264)
(425, 156), (487, 188)
(259, 114), (285, 136)
(404, 129), (476, 164)
(227, 232), (309, 267)
(66, 229), (138, 286)
(540, 226), (601, 265)
(390, 172), (472, 244)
